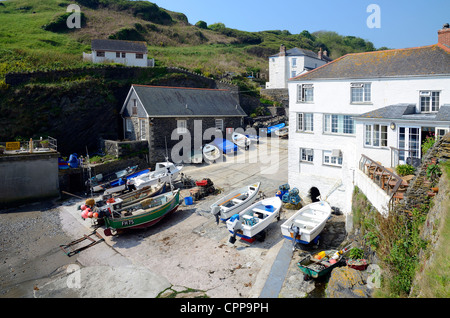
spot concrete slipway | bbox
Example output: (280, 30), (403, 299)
(31, 137), (307, 298)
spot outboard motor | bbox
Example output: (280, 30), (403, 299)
(211, 206), (221, 225)
(291, 225), (300, 251)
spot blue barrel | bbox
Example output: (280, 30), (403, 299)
(184, 196), (193, 205)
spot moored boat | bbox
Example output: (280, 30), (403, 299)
(127, 162), (183, 190)
(102, 189), (181, 236)
(274, 127), (289, 138)
(212, 138), (237, 154)
(89, 165), (141, 193)
(280, 201), (332, 248)
(98, 182), (166, 209)
(226, 196), (282, 243)
(210, 182), (261, 222)
(267, 123), (285, 134)
(231, 132), (250, 149)
(203, 143), (221, 163)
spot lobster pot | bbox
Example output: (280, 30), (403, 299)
(282, 193), (290, 203)
(289, 188), (299, 196)
(289, 195), (301, 205)
(279, 184), (290, 191)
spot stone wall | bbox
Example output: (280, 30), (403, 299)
(103, 140), (149, 159)
(0, 153), (59, 207)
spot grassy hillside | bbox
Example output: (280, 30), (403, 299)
(0, 0), (380, 82)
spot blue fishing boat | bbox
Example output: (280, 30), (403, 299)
(267, 123), (286, 134)
(212, 138), (237, 154)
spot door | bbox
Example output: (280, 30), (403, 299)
(398, 127), (421, 164)
(139, 119), (147, 141)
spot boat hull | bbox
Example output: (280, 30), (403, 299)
(210, 183), (261, 221)
(103, 190), (180, 233)
(226, 197), (282, 241)
(280, 201), (331, 244)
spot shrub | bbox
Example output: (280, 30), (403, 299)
(42, 12), (87, 32)
(396, 164), (415, 176)
(421, 135), (436, 156)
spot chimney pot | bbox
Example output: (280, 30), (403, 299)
(279, 44), (287, 56)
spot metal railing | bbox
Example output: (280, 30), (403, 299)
(390, 146), (422, 168)
(359, 154), (410, 212)
(0, 137), (57, 154)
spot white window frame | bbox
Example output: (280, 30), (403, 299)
(364, 124), (388, 148)
(300, 148), (314, 163)
(177, 120), (188, 134)
(323, 150), (343, 167)
(323, 114), (355, 135)
(136, 53), (144, 59)
(139, 119), (146, 141)
(419, 91), (440, 113)
(297, 84), (314, 103)
(436, 127), (449, 139)
(297, 113), (314, 132)
(126, 118), (133, 132)
(215, 119), (224, 131)
(351, 82), (371, 103)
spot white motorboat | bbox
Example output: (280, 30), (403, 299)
(280, 201), (332, 248)
(127, 161), (183, 190)
(210, 182), (261, 221)
(227, 196), (282, 243)
(203, 143), (221, 163)
(231, 132), (250, 149)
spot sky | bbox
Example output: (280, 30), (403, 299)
(152, 0), (450, 49)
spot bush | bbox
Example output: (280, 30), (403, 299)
(396, 164), (415, 176)
(42, 12), (87, 32)
(421, 135), (436, 156)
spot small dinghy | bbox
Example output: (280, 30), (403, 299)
(97, 182), (166, 209)
(203, 143), (221, 163)
(227, 196), (282, 243)
(274, 127), (288, 138)
(280, 201), (332, 249)
(210, 182), (261, 222)
(127, 162), (183, 190)
(231, 132), (250, 149)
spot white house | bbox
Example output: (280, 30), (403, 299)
(287, 24), (450, 214)
(83, 39), (152, 67)
(265, 45), (331, 89)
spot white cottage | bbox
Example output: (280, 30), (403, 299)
(287, 24), (450, 214)
(84, 39), (150, 67)
(265, 45), (331, 89)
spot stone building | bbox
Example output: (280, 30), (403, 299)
(120, 84), (247, 162)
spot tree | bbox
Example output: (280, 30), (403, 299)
(195, 20), (207, 29)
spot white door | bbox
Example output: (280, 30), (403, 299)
(398, 127), (421, 164)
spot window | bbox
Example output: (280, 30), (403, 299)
(122, 52), (126, 58)
(116, 52), (120, 58)
(292, 58), (297, 67)
(215, 119), (223, 131)
(365, 124), (388, 147)
(136, 53), (144, 59)
(96, 51), (105, 57)
(420, 91), (440, 112)
(297, 84), (314, 103)
(324, 114), (355, 135)
(436, 128), (449, 139)
(300, 148), (314, 163)
(291, 71), (297, 78)
(139, 119), (146, 141)
(323, 150), (343, 167)
(131, 99), (138, 115)
(177, 120), (187, 134)
(351, 83), (371, 103)
(297, 113), (314, 132)
(126, 118), (132, 132)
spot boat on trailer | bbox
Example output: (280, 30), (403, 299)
(210, 182), (261, 222)
(102, 189), (181, 236)
(280, 201), (332, 249)
(226, 196), (282, 243)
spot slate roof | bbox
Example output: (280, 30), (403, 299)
(130, 85), (246, 117)
(271, 47), (331, 61)
(91, 39), (148, 53)
(292, 44), (450, 80)
(356, 104), (450, 122)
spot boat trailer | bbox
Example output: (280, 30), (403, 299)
(60, 231), (105, 257)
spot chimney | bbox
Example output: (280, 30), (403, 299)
(438, 23), (450, 48)
(279, 44), (286, 56)
(323, 50), (328, 57)
(318, 47), (323, 59)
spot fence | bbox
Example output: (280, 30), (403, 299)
(0, 137), (57, 154)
